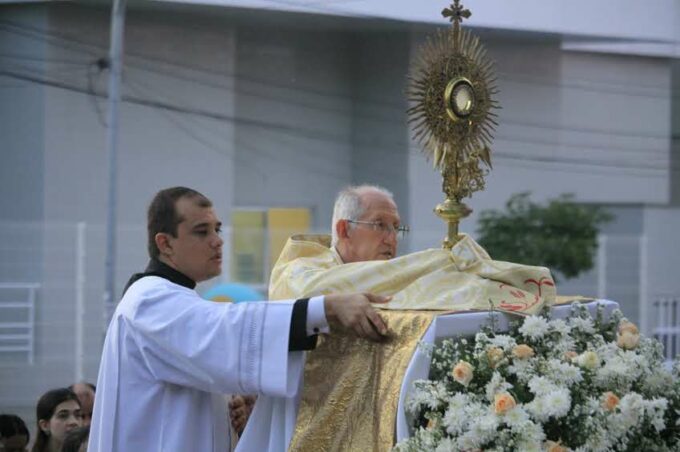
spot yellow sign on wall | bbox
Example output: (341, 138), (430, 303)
(230, 210), (266, 283)
(230, 208), (310, 285)
(268, 208), (310, 271)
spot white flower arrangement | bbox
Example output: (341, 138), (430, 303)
(395, 303), (680, 452)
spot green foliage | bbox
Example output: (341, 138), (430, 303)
(476, 193), (613, 281)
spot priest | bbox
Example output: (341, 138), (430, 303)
(88, 186), (389, 452)
(271, 185), (556, 311)
(244, 184), (556, 451)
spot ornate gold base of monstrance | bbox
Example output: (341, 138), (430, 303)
(408, 0), (499, 249)
(434, 197), (472, 249)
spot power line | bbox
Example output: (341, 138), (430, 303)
(4, 66), (680, 179)
(495, 133), (667, 156)
(2, 17), (678, 101)
(2, 50), (673, 149)
(0, 51), (89, 65)
(1, 63), (675, 173)
(126, 65), (672, 174)
(2, 18), (678, 146)
(0, 20), (366, 102)
(134, 77), (360, 179)
(128, 74), (360, 180)
(496, 70), (672, 100)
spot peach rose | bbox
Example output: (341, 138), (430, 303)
(618, 320), (639, 335)
(452, 360), (474, 386)
(602, 391), (620, 411)
(563, 350), (578, 361)
(512, 344), (535, 360)
(617, 331), (640, 350)
(486, 347), (504, 368)
(426, 418), (438, 430)
(493, 392), (516, 415)
(545, 440), (568, 452)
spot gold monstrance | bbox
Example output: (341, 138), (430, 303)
(408, 0), (499, 249)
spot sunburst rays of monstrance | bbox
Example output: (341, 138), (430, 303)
(408, 0), (499, 249)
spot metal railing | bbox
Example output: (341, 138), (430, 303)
(652, 297), (680, 363)
(0, 282), (39, 365)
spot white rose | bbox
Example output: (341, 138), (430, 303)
(576, 351), (600, 369)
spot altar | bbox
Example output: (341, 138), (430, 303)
(237, 300), (620, 452)
(395, 299), (619, 441)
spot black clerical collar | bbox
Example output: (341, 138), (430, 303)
(145, 259), (196, 289)
(123, 259), (196, 294)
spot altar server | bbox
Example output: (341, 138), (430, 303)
(88, 186), (388, 452)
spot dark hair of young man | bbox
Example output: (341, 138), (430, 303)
(146, 187), (212, 259)
(0, 413), (30, 442)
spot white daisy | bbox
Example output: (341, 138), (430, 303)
(519, 316), (550, 340)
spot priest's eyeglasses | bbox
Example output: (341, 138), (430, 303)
(347, 220), (410, 240)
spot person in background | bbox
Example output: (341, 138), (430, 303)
(67, 384), (95, 427)
(0, 414), (30, 452)
(31, 388), (82, 452)
(60, 426), (89, 452)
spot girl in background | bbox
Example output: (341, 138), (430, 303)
(31, 388), (82, 452)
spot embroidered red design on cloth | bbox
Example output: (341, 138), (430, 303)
(523, 277), (554, 297)
(496, 279), (551, 312)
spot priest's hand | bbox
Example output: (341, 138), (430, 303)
(324, 293), (390, 341)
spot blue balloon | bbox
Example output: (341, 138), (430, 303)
(202, 283), (263, 303)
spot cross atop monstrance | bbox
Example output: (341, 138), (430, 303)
(442, 0), (471, 26)
(408, 0), (499, 249)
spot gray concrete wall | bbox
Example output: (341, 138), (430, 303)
(0, 2), (238, 428)
(599, 207), (644, 327)
(233, 27), (354, 230)
(557, 205), (644, 326)
(205, 0), (679, 46)
(0, 4), (48, 425)
(0, 5), (46, 283)
(351, 31), (411, 242)
(671, 59), (680, 205)
(642, 207), (680, 332)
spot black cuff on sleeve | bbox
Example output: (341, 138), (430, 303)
(288, 298), (319, 351)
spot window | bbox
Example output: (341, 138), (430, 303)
(230, 208), (310, 286)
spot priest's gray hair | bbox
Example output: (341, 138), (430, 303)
(331, 184), (394, 247)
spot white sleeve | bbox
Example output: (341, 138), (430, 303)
(306, 295), (329, 335)
(125, 282), (301, 397)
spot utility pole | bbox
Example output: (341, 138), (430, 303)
(103, 0), (127, 326)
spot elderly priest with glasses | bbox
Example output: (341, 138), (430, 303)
(238, 184), (557, 451)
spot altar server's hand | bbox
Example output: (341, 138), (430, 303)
(324, 293), (390, 341)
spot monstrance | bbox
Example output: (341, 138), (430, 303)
(408, 0), (499, 249)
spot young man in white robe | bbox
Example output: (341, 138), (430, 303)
(88, 186), (389, 452)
